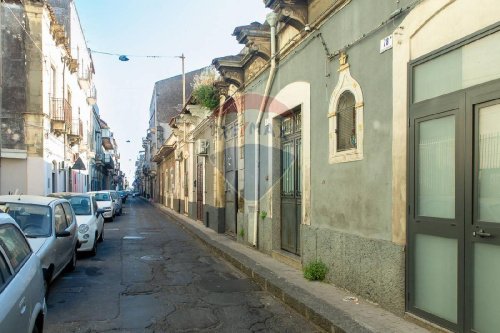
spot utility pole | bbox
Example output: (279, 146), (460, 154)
(179, 53), (186, 107)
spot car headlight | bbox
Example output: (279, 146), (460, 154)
(79, 224), (89, 234)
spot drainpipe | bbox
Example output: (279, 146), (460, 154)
(253, 12), (279, 247)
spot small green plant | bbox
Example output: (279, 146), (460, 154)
(259, 210), (267, 220)
(303, 260), (328, 281)
(239, 228), (245, 238)
(193, 84), (219, 110)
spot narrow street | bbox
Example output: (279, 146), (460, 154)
(44, 197), (320, 333)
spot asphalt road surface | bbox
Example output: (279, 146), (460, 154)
(44, 197), (320, 333)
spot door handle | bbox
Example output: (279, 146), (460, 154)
(473, 229), (492, 238)
(19, 297), (26, 314)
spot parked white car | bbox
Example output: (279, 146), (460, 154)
(88, 191), (115, 221)
(49, 193), (104, 255)
(0, 195), (79, 291)
(0, 213), (47, 333)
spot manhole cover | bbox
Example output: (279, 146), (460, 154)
(140, 255), (166, 261)
(123, 236), (145, 240)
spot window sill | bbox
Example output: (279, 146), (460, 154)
(329, 150), (363, 164)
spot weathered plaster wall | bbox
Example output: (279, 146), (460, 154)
(0, 158), (27, 194)
(1, 3), (27, 150)
(243, 0), (413, 314)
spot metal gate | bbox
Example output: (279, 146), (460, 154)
(225, 121), (238, 235)
(281, 110), (302, 255)
(197, 158), (204, 221)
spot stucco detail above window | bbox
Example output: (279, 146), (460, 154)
(328, 56), (364, 164)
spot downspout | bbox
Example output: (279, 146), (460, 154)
(253, 12), (279, 247)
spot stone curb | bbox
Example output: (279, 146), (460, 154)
(150, 201), (379, 333)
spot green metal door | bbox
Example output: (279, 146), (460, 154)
(281, 110), (301, 255)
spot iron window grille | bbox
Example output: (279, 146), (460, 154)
(336, 91), (356, 152)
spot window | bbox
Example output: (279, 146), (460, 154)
(54, 204), (68, 233)
(3, 203), (51, 237)
(336, 91), (357, 151)
(62, 202), (75, 224)
(91, 197), (98, 214)
(0, 225), (31, 273)
(0, 250), (12, 289)
(328, 57), (364, 164)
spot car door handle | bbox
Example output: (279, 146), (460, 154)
(19, 297), (26, 315)
(473, 230), (493, 238)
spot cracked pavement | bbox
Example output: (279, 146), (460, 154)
(44, 198), (321, 332)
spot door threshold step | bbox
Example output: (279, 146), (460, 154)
(272, 250), (302, 270)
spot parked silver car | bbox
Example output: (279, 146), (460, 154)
(109, 190), (123, 216)
(0, 195), (79, 291)
(0, 213), (47, 333)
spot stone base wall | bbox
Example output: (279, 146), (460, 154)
(204, 205), (225, 233)
(173, 199), (181, 213)
(302, 225), (405, 315)
(188, 202), (197, 221)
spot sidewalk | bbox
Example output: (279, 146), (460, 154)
(151, 201), (434, 333)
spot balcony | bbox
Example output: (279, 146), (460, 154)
(50, 97), (72, 136)
(104, 153), (115, 170)
(102, 128), (114, 150)
(87, 86), (97, 105)
(95, 152), (104, 166)
(67, 119), (83, 146)
(68, 58), (78, 74)
(78, 68), (91, 90)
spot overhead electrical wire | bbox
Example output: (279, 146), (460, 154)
(90, 49), (180, 60)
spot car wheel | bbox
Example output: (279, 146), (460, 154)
(108, 215), (114, 222)
(90, 235), (97, 256)
(66, 247), (77, 272)
(98, 228), (104, 242)
(32, 324), (40, 333)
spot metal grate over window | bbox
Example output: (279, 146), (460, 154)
(336, 91), (356, 151)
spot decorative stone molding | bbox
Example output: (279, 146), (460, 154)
(264, 0), (308, 31)
(328, 53), (364, 164)
(233, 22), (271, 61)
(213, 56), (245, 88)
(245, 57), (267, 82)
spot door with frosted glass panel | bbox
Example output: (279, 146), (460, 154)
(410, 86), (500, 333)
(464, 89), (500, 333)
(408, 92), (465, 332)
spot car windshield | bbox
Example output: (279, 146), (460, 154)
(67, 196), (92, 215)
(0, 203), (51, 238)
(94, 193), (110, 201)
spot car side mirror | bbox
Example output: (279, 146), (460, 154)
(96, 208), (105, 217)
(56, 230), (71, 238)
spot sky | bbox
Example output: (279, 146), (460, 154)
(73, 0), (270, 185)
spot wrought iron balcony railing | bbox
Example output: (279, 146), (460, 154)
(50, 97), (72, 134)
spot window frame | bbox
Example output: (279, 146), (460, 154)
(0, 246), (14, 292)
(0, 224), (32, 276)
(328, 63), (364, 164)
(61, 201), (75, 225)
(54, 204), (69, 233)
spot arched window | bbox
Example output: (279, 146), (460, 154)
(328, 60), (364, 164)
(336, 91), (356, 152)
